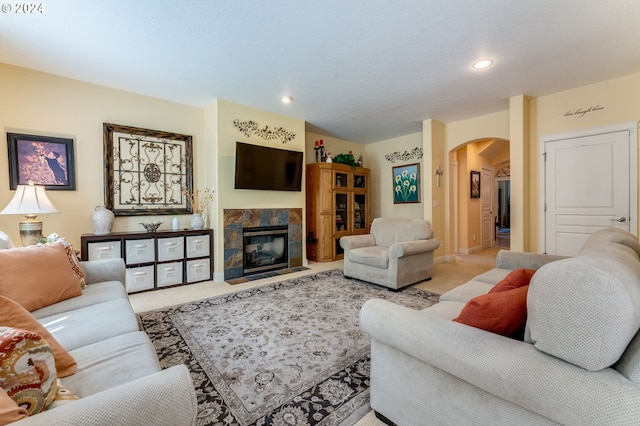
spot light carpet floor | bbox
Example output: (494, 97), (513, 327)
(129, 248), (502, 425)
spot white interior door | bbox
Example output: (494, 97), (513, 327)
(481, 166), (493, 249)
(543, 128), (636, 256)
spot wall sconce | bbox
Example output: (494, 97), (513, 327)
(435, 165), (444, 187)
(0, 182), (59, 246)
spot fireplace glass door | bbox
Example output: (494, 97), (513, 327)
(243, 226), (289, 275)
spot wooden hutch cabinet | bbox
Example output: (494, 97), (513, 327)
(306, 163), (370, 261)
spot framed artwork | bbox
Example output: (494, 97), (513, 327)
(7, 132), (76, 190)
(470, 170), (481, 199)
(392, 163), (420, 204)
(103, 123), (193, 216)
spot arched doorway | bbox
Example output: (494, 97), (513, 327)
(450, 138), (510, 254)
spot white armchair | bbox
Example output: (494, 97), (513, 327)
(340, 217), (440, 290)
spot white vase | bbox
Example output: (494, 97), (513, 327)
(191, 213), (204, 229)
(91, 206), (114, 235)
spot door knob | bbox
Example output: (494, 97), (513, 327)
(614, 216), (627, 223)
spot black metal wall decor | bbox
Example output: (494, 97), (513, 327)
(103, 123), (193, 216)
(232, 119), (296, 143)
(384, 147), (423, 163)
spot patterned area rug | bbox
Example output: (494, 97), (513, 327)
(138, 269), (439, 425)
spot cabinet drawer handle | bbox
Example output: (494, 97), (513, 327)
(95, 246), (112, 251)
(163, 267), (176, 272)
(133, 271), (147, 276)
(135, 244), (147, 248)
(192, 239), (203, 244)
(165, 242), (177, 247)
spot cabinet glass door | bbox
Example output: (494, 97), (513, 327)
(335, 193), (349, 232)
(354, 193), (367, 231)
(335, 172), (348, 188)
(354, 173), (366, 189)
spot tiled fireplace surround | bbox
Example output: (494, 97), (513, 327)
(223, 208), (303, 279)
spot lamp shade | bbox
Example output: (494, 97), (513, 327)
(0, 183), (59, 215)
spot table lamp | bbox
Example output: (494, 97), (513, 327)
(0, 181), (59, 246)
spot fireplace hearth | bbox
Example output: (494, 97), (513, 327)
(243, 226), (288, 275)
(223, 208), (302, 280)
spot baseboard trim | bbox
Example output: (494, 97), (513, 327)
(434, 254), (456, 264)
(458, 245), (483, 255)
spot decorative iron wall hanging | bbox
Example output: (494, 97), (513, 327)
(232, 119), (296, 143)
(384, 147), (423, 163)
(103, 123), (193, 216)
(495, 161), (510, 178)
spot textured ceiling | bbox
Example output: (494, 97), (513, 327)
(1, 0), (640, 143)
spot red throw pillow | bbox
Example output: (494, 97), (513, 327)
(453, 285), (529, 336)
(489, 268), (535, 293)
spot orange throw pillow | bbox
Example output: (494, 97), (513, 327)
(0, 295), (77, 377)
(489, 268), (535, 293)
(0, 389), (28, 423)
(0, 242), (82, 311)
(453, 285), (529, 336)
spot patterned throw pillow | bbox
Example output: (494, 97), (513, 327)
(62, 244), (87, 289)
(49, 379), (80, 409)
(0, 327), (58, 415)
(44, 239), (87, 289)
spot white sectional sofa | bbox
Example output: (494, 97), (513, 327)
(11, 258), (197, 425)
(361, 228), (640, 425)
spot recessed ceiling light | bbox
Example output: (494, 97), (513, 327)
(472, 59), (493, 70)
(280, 95), (294, 104)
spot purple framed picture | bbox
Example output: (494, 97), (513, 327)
(7, 132), (76, 190)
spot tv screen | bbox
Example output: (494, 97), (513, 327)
(234, 142), (303, 191)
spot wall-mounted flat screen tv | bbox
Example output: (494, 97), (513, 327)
(234, 142), (304, 191)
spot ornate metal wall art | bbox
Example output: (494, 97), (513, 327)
(103, 123), (193, 216)
(232, 119), (296, 143)
(495, 161), (511, 178)
(384, 147), (423, 163)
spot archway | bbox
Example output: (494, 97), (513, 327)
(450, 138), (509, 254)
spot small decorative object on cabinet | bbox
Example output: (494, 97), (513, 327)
(305, 163), (370, 261)
(91, 206), (114, 235)
(81, 229), (213, 293)
(191, 213), (205, 229)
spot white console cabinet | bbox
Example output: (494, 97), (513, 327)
(81, 229), (213, 293)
